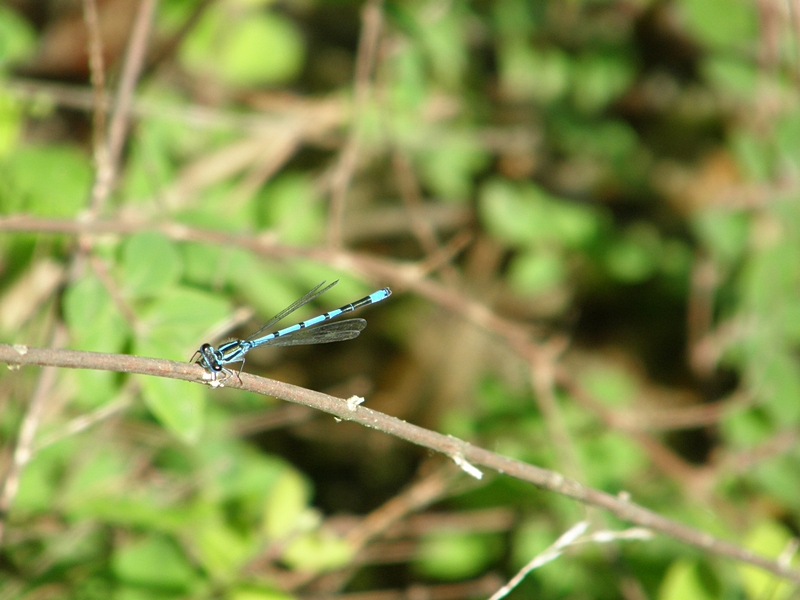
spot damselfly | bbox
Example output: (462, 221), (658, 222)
(194, 280), (391, 383)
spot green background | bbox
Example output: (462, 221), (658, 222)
(0, 0), (799, 598)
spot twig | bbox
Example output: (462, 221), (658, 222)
(489, 521), (589, 600)
(0, 214), (761, 495)
(81, 0), (108, 172)
(529, 341), (583, 482)
(0, 330), (67, 546)
(6, 78), (345, 133)
(793, 1), (800, 82)
(489, 522), (654, 600)
(88, 0), (157, 214)
(0, 344), (799, 583)
(392, 150), (460, 285)
(326, 0), (384, 247)
(272, 463), (456, 592)
(35, 390), (133, 451)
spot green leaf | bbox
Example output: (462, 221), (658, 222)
(0, 6), (37, 66)
(692, 208), (749, 266)
(122, 93), (237, 201)
(415, 532), (498, 581)
(604, 224), (662, 283)
(255, 173), (324, 244)
(511, 519), (555, 569)
(555, 117), (639, 163)
(140, 376), (205, 443)
(755, 352), (800, 425)
(221, 15), (304, 86)
(738, 521), (794, 600)
(63, 445), (131, 502)
(571, 53), (635, 113)
(498, 43), (570, 103)
(752, 454), (800, 513)
(121, 232), (182, 299)
(740, 232), (800, 324)
(720, 408), (772, 449)
(578, 363), (637, 407)
(480, 179), (542, 245)
(418, 135), (490, 200)
(66, 492), (191, 531)
(212, 445), (288, 503)
(580, 431), (647, 490)
(180, 9), (304, 87)
(263, 469), (312, 539)
(14, 441), (73, 513)
(71, 369), (123, 409)
(508, 248), (566, 295)
(702, 56), (758, 97)
(493, 0), (540, 38)
(474, 375), (529, 417)
(193, 511), (257, 581)
(182, 241), (247, 289)
(0, 90), (23, 158)
(136, 286), (230, 361)
(782, 299), (800, 345)
(677, 0), (757, 50)
(113, 535), (197, 591)
(729, 131), (772, 181)
(63, 275), (131, 353)
(281, 530), (353, 572)
(112, 587), (180, 600)
(388, 45), (427, 115)
(418, 10), (467, 89)
(480, 179), (599, 248)
(775, 113), (800, 167)
(1, 145), (92, 217)
(229, 585), (295, 600)
(658, 560), (715, 600)
(511, 519), (588, 596)
(225, 260), (360, 326)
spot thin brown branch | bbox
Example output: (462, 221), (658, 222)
(556, 366), (710, 491)
(0, 214), (549, 382)
(529, 342), (584, 482)
(0, 329), (67, 546)
(35, 387), (133, 451)
(81, 0), (108, 168)
(391, 150), (461, 285)
(347, 464), (454, 549)
(610, 391), (752, 432)
(144, 0), (216, 71)
(327, 0), (384, 247)
(88, 0), (157, 214)
(6, 78), (341, 132)
(716, 426), (800, 474)
(0, 214), (764, 502)
(0, 344), (799, 583)
(272, 462), (456, 593)
(793, 1), (800, 82)
(302, 573), (503, 600)
(687, 255), (719, 378)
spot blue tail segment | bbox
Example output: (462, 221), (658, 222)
(194, 281), (391, 382)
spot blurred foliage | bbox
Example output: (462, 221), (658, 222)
(1, 0), (800, 598)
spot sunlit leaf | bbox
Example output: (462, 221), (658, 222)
(113, 534), (197, 591)
(415, 532), (499, 581)
(180, 8), (304, 87)
(122, 232), (183, 299)
(1, 145), (92, 217)
(140, 376), (205, 443)
(658, 560), (715, 600)
(738, 521), (795, 600)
